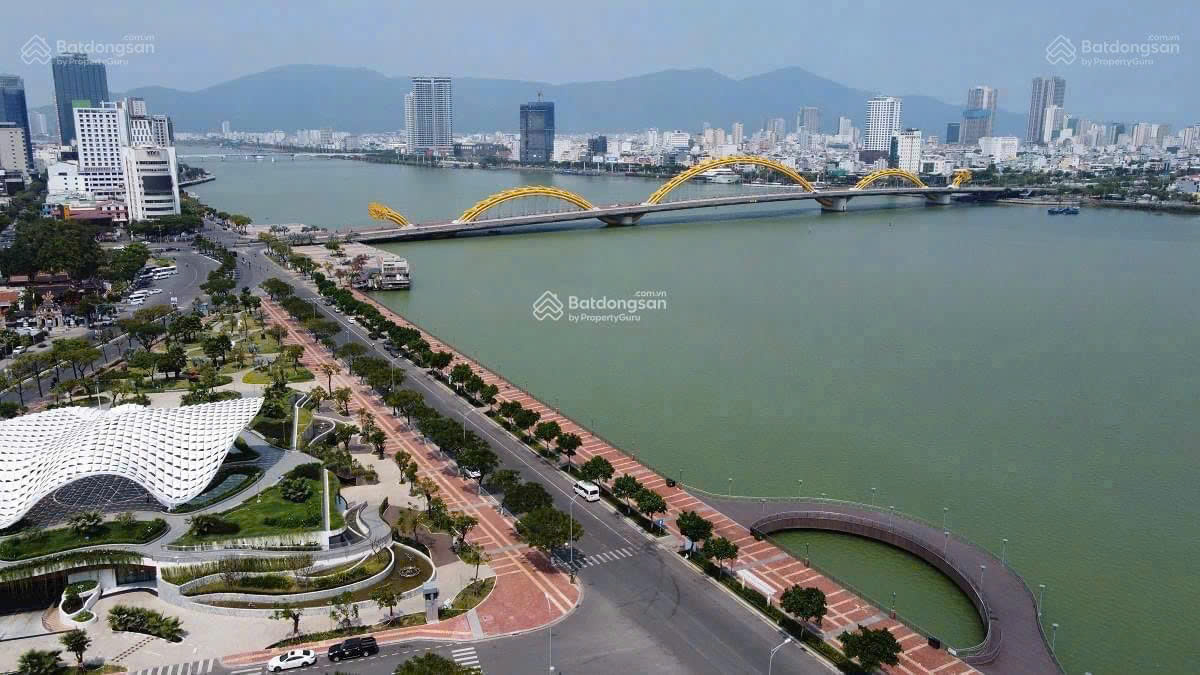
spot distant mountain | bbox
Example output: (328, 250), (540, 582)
(33, 64), (1026, 138)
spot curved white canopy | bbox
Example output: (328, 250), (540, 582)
(0, 397), (264, 528)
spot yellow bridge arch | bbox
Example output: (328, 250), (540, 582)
(950, 169), (972, 188)
(853, 169), (927, 191)
(457, 186), (597, 223)
(368, 201), (410, 226)
(644, 156), (817, 205)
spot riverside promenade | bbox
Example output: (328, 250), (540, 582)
(223, 299), (581, 667)
(342, 291), (991, 675)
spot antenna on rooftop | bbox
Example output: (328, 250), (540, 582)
(537, 90), (543, 102)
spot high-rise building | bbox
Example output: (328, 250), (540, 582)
(732, 122), (744, 147)
(663, 130), (691, 150)
(1026, 76), (1066, 144)
(73, 102), (129, 200)
(403, 92), (415, 145)
(52, 53), (109, 147)
(714, 127), (726, 146)
(865, 96), (903, 152)
(1041, 105), (1065, 144)
(979, 136), (1020, 161)
(33, 112), (48, 137)
(945, 122), (961, 144)
(890, 128), (922, 173)
(0, 124), (30, 176)
(221, 120), (231, 135)
(838, 116), (853, 136)
(646, 128), (659, 148)
(519, 98), (555, 164)
(126, 99), (174, 148)
(587, 136), (607, 155)
(768, 117), (787, 141)
(961, 86), (997, 145)
(798, 107), (820, 133)
(0, 75), (33, 169)
(121, 146), (180, 220)
(410, 76), (453, 155)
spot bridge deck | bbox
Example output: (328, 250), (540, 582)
(698, 494), (1062, 674)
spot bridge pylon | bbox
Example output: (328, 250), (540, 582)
(820, 197), (850, 212)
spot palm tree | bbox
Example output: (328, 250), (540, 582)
(308, 386), (328, 412)
(16, 648), (63, 675)
(59, 629), (91, 667)
(332, 387), (353, 416)
(318, 362), (340, 392)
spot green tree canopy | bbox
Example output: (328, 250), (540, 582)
(838, 624), (902, 672)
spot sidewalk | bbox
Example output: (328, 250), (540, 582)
(348, 291), (979, 675)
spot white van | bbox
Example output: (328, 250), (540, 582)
(573, 480), (600, 502)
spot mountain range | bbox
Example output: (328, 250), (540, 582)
(34, 64), (1026, 138)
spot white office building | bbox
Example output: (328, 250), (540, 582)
(403, 92), (415, 147)
(838, 116), (854, 136)
(732, 123), (744, 147)
(410, 76), (453, 155)
(891, 128), (922, 173)
(663, 130), (691, 150)
(1041, 105), (1065, 144)
(0, 124), (29, 176)
(979, 136), (1020, 161)
(121, 146), (181, 220)
(865, 96), (902, 152)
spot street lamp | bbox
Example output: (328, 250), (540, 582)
(569, 494), (577, 583)
(1001, 538), (1008, 566)
(943, 530), (950, 556)
(979, 565), (986, 587)
(797, 479), (802, 499)
(544, 593), (554, 672)
(942, 506), (949, 530)
(1051, 623), (1059, 651)
(768, 637), (792, 675)
(728, 477), (733, 495)
(1038, 584), (1046, 618)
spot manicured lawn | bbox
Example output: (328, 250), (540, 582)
(440, 577), (494, 619)
(242, 365), (314, 384)
(170, 475), (326, 545)
(183, 547), (390, 596)
(0, 519), (168, 561)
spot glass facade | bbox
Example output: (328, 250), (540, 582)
(52, 53), (109, 146)
(520, 101), (555, 163)
(0, 75), (33, 168)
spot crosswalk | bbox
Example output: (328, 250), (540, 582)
(450, 646), (481, 671)
(555, 546), (637, 572)
(131, 658), (216, 675)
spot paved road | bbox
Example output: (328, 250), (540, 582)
(236, 245), (833, 675)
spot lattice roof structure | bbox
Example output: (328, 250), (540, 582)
(0, 398), (264, 528)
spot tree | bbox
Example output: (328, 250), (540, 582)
(308, 386), (329, 412)
(578, 456), (614, 484)
(332, 387), (353, 415)
(318, 362), (340, 391)
(392, 389), (424, 425)
(333, 423), (359, 453)
(501, 481), (553, 515)
(403, 462), (419, 488)
(371, 587), (399, 617)
(283, 344), (305, 368)
(393, 652), (476, 675)
(59, 629), (91, 666)
(701, 536), (739, 573)
(68, 510), (103, 538)
(265, 322), (288, 349)
(612, 474), (643, 514)
(675, 511), (714, 555)
(449, 363), (473, 390)
(428, 351), (453, 373)
(513, 408), (540, 437)
(451, 512), (478, 549)
(120, 319), (166, 350)
(337, 342), (367, 370)
(271, 603), (304, 634)
(16, 648), (62, 675)
(486, 469), (521, 495)
(781, 586), (828, 627)
(533, 420), (561, 450)
(369, 428), (388, 459)
(458, 446), (499, 485)
(460, 543), (489, 581)
(838, 624), (902, 673)
(413, 477), (440, 513)
(516, 506), (583, 559)
(203, 334), (233, 365)
(555, 432), (582, 467)
(159, 345), (187, 379)
(327, 591), (359, 630)
(635, 489), (668, 528)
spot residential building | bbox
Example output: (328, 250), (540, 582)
(838, 116), (854, 136)
(961, 86), (997, 145)
(890, 128), (922, 173)
(0, 124), (30, 176)
(51, 53), (109, 147)
(945, 122), (961, 144)
(46, 160), (87, 194)
(127, 98), (173, 147)
(221, 120), (231, 135)
(0, 75), (33, 169)
(865, 96), (903, 152)
(72, 103), (129, 200)
(798, 106), (820, 133)
(1041, 105), (1065, 144)
(32, 112), (48, 137)
(587, 136), (608, 155)
(663, 130), (691, 150)
(979, 136), (1020, 161)
(768, 118), (786, 142)
(403, 92), (415, 145)
(519, 98), (555, 164)
(1026, 76), (1066, 144)
(410, 76), (453, 155)
(732, 122), (744, 147)
(121, 146), (181, 220)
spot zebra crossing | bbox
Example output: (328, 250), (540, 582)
(131, 658), (216, 675)
(450, 646), (481, 671)
(555, 546), (637, 572)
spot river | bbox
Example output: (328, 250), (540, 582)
(186, 146), (1200, 674)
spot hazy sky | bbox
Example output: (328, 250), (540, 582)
(4, 0), (1194, 123)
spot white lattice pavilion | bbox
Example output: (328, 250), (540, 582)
(0, 397), (264, 528)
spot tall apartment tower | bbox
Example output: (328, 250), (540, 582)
(1026, 76), (1066, 144)
(519, 97), (555, 163)
(798, 106), (820, 133)
(864, 96), (902, 152)
(890, 128), (922, 173)
(0, 75), (33, 169)
(732, 122), (744, 147)
(72, 102), (130, 200)
(52, 53), (109, 147)
(403, 92), (415, 146)
(961, 86), (997, 146)
(410, 76), (453, 155)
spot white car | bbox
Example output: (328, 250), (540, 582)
(148, 288), (164, 295)
(267, 649), (316, 672)
(128, 298), (145, 306)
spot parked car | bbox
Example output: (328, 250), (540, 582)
(327, 637), (378, 662)
(462, 467), (482, 481)
(268, 649), (316, 672)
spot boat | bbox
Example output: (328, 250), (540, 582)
(698, 167), (742, 184)
(1047, 205), (1080, 215)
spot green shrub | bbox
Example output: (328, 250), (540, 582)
(61, 588), (82, 613)
(187, 514), (240, 536)
(239, 574), (291, 590)
(287, 463), (323, 481)
(279, 477), (313, 503)
(107, 604), (185, 642)
(262, 508), (322, 529)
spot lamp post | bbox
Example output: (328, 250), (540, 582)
(870, 487), (877, 507)
(797, 479), (802, 499)
(1038, 584), (1046, 618)
(728, 477), (733, 495)
(943, 530), (950, 556)
(979, 565), (986, 587)
(1001, 538), (1008, 566)
(1051, 623), (1059, 651)
(942, 506), (949, 530)
(768, 637), (792, 675)
(569, 495), (577, 583)
(544, 593), (554, 672)
(890, 591), (897, 618)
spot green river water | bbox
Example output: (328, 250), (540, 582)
(188, 149), (1200, 673)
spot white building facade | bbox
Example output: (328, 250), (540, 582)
(0, 124), (29, 176)
(892, 128), (922, 173)
(121, 146), (181, 220)
(865, 96), (902, 152)
(979, 136), (1020, 162)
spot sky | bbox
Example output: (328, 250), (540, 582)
(3, 0), (1195, 125)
